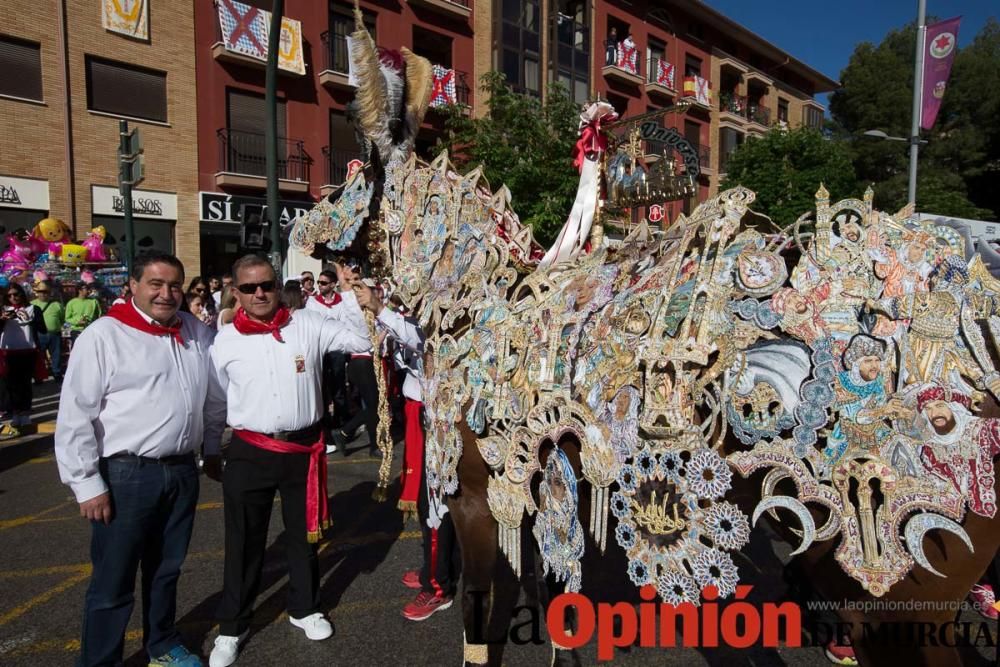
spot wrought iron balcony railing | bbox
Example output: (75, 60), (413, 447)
(748, 104), (771, 126)
(217, 128), (310, 182)
(320, 29), (350, 74)
(719, 91), (748, 117)
(323, 146), (362, 185)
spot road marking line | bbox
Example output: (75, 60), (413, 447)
(0, 570), (91, 626)
(0, 564), (89, 580)
(0, 501), (73, 531)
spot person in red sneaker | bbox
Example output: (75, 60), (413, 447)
(378, 301), (461, 621)
(825, 637), (857, 666)
(968, 579), (999, 620)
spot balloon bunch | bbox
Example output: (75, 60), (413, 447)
(1, 219), (113, 280)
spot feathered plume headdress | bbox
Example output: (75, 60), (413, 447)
(348, 1), (433, 164)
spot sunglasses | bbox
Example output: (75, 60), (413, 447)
(236, 281), (277, 295)
(317, 280), (332, 286)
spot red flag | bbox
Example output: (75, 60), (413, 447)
(921, 17), (961, 130)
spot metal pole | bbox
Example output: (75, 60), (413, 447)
(265, 0), (284, 276)
(908, 0), (927, 205)
(119, 119), (135, 274)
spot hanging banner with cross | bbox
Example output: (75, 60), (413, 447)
(217, 0), (305, 75)
(430, 65), (457, 108)
(616, 42), (638, 74)
(683, 75), (712, 106)
(102, 0), (148, 40)
(656, 60), (675, 89)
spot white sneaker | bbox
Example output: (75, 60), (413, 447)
(209, 631), (248, 667)
(289, 612), (333, 640)
(325, 442), (338, 454)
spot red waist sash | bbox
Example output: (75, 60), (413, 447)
(234, 428), (330, 543)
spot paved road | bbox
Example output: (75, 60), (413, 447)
(0, 383), (994, 666)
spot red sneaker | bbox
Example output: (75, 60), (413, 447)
(824, 639), (857, 666)
(968, 583), (999, 620)
(402, 591), (453, 621)
(401, 569), (421, 590)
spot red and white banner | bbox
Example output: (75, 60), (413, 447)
(617, 42), (638, 74)
(921, 17), (961, 130)
(430, 65), (457, 108)
(656, 61), (675, 89)
(683, 76), (712, 106)
(217, 0), (305, 75)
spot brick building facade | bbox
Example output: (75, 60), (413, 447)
(0, 0), (201, 273)
(194, 0), (477, 277)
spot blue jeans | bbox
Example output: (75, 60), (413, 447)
(78, 455), (199, 666)
(38, 333), (62, 376)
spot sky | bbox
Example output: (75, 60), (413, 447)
(703, 0), (997, 107)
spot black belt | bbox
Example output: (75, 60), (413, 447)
(255, 423), (322, 444)
(105, 451), (195, 466)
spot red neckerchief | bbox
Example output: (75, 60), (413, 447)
(106, 300), (184, 345)
(232, 306), (291, 342)
(312, 292), (342, 308)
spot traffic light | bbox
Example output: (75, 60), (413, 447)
(240, 204), (269, 250)
(118, 125), (144, 191)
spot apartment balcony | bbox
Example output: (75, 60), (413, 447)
(718, 91), (748, 126)
(747, 104), (772, 132)
(211, 16), (305, 77)
(318, 30), (351, 90)
(428, 68), (471, 112)
(407, 0), (471, 20)
(681, 76), (712, 110)
(645, 141), (712, 177)
(321, 146), (362, 196)
(644, 57), (676, 98)
(215, 129), (311, 194)
(602, 54), (643, 87)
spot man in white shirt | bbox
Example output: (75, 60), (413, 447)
(207, 255), (405, 667)
(55, 252), (226, 667)
(304, 269), (352, 451)
(378, 302), (461, 621)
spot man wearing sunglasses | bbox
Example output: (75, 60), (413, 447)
(206, 254), (404, 667)
(304, 269), (353, 451)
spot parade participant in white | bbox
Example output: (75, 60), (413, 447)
(207, 254), (410, 667)
(55, 253), (226, 667)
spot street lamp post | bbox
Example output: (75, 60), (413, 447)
(862, 0), (927, 207)
(907, 0), (927, 206)
(265, 0), (284, 276)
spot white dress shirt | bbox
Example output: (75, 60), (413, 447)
(212, 302), (402, 433)
(303, 291), (347, 318)
(382, 309), (426, 402)
(55, 304), (227, 503)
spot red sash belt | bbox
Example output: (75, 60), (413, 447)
(234, 428), (330, 543)
(398, 399), (424, 514)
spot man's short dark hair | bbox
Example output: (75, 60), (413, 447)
(132, 252), (185, 283)
(319, 269), (336, 282)
(231, 254), (276, 282)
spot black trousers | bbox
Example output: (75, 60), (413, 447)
(321, 351), (349, 429)
(217, 435), (320, 636)
(417, 450), (461, 597)
(342, 356), (379, 451)
(5, 350), (35, 413)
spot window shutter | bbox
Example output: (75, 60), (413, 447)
(86, 57), (167, 122)
(0, 37), (43, 101)
(227, 91), (286, 138)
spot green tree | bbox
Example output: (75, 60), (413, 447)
(829, 18), (999, 219)
(435, 72), (581, 246)
(720, 127), (858, 226)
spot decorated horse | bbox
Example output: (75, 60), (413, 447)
(290, 11), (1000, 665)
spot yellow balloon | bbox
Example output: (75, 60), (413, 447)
(61, 244), (88, 266)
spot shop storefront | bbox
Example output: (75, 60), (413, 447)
(0, 175), (50, 233)
(198, 191), (314, 277)
(91, 185), (177, 260)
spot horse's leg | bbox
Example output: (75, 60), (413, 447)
(449, 486), (522, 667)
